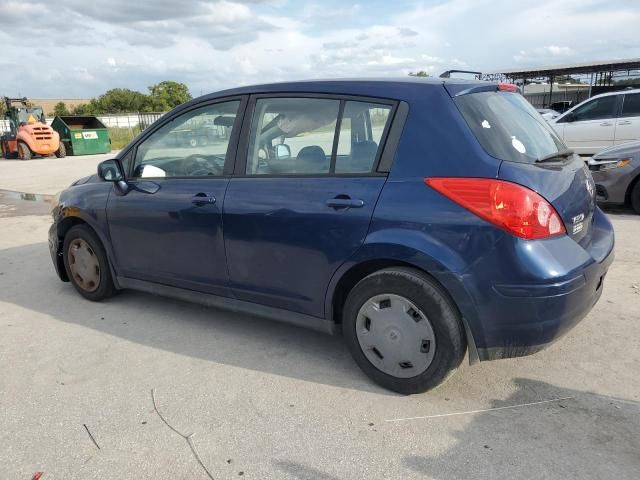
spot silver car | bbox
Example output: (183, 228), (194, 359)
(536, 108), (561, 122)
(589, 140), (640, 214)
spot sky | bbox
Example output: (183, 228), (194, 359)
(1, 0), (639, 99)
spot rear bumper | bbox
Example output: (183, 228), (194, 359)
(446, 208), (615, 362)
(476, 249), (613, 361)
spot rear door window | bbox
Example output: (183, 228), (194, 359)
(335, 102), (392, 173)
(454, 91), (566, 164)
(621, 93), (640, 117)
(245, 97), (393, 175)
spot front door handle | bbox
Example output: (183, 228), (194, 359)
(618, 120), (632, 125)
(600, 122), (613, 126)
(191, 193), (216, 206)
(326, 197), (365, 209)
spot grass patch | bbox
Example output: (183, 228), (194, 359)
(108, 126), (143, 150)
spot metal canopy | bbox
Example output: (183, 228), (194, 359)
(485, 58), (640, 79)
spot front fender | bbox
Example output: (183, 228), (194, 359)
(54, 182), (118, 281)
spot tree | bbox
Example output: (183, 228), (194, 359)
(91, 88), (149, 114)
(147, 81), (192, 111)
(0, 97), (5, 118)
(53, 102), (70, 116)
(614, 78), (640, 86)
(72, 103), (92, 115)
(409, 71), (429, 77)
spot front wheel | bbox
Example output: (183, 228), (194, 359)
(63, 225), (115, 301)
(342, 267), (466, 394)
(17, 141), (31, 160)
(630, 181), (640, 215)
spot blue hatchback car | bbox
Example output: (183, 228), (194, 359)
(49, 79), (614, 393)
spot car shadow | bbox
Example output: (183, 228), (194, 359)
(600, 204), (636, 216)
(401, 378), (640, 479)
(0, 241), (397, 395)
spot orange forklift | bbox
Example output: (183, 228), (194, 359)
(1, 97), (65, 159)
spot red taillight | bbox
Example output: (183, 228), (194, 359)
(497, 82), (519, 92)
(425, 178), (566, 240)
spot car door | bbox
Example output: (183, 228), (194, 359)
(223, 95), (396, 318)
(556, 95), (618, 155)
(614, 92), (640, 144)
(106, 98), (245, 296)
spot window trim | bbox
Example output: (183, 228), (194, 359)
(234, 93), (398, 178)
(620, 93), (640, 119)
(122, 95), (248, 180)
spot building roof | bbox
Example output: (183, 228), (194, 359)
(487, 58), (640, 78)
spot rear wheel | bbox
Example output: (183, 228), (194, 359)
(17, 141), (31, 160)
(63, 225), (115, 301)
(55, 141), (66, 158)
(630, 181), (640, 215)
(342, 267), (466, 394)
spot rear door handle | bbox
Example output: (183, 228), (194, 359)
(191, 193), (216, 206)
(618, 120), (632, 125)
(326, 197), (365, 209)
(600, 122), (613, 126)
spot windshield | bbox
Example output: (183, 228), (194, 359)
(455, 91), (566, 163)
(16, 106), (45, 124)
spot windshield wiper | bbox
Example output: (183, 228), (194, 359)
(535, 148), (574, 163)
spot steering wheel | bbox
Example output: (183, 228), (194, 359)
(184, 154), (222, 176)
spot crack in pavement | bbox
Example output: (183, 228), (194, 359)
(151, 388), (215, 480)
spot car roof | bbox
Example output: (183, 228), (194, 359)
(191, 77), (491, 103)
(589, 88), (640, 99)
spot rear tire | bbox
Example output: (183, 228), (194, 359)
(342, 267), (466, 394)
(55, 141), (66, 158)
(17, 141), (31, 160)
(63, 225), (115, 301)
(630, 181), (640, 215)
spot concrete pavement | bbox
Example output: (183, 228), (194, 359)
(0, 187), (639, 479)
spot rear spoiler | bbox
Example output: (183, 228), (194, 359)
(439, 69), (482, 79)
(445, 82), (521, 97)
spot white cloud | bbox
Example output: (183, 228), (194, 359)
(0, 0), (639, 97)
(545, 45), (575, 56)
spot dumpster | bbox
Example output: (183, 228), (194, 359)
(51, 116), (111, 155)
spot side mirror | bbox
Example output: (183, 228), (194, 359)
(274, 143), (291, 160)
(564, 112), (576, 123)
(98, 159), (123, 181)
(97, 159), (128, 193)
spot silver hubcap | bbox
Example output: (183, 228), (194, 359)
(356, 294), (436, 378)
(68, 238), (100, 292)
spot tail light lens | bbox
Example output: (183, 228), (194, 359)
(425, 178), (565, 240)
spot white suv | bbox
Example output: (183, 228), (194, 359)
(551, 89), (640, 155)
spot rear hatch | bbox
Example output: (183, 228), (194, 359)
(452, 88), (596, 243)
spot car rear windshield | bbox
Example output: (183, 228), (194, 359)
(454, 91), (566, 164)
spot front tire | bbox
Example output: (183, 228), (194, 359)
(55, 141), (66, 158)
(18, 141), (31, 160)
(343, 267), (466, 394)
(63, 225), (115, 301)
(630, 181), (640, 215)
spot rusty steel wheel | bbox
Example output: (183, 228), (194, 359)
(67, 238), (101, 293)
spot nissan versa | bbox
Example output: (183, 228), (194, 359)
(49, 79), (615, 394)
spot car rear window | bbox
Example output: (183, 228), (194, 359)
(454, 91), (566, 164)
